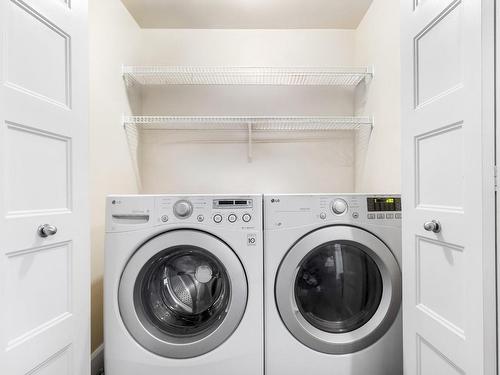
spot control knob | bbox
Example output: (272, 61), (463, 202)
(331, 199), (348, 215)
(173, 200), (193, 219)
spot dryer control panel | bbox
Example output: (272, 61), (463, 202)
(264, 194), (401, 229)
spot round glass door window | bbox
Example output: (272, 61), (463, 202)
(295, 241), (383, 334)
(135, 246), (230, 337)
(275, 225), (401, 354)
(119, 229), (248, 358)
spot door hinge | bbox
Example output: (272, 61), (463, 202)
(495, 165), (498, 191)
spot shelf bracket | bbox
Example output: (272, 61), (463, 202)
(123, 118), (143, 192)
(365, 65), (375, 85)
(247, 122), (253, 162)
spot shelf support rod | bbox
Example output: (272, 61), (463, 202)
(247, 122), (253, 162)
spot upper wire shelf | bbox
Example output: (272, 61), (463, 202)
(122, 66), (373, 86)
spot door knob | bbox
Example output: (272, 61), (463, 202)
(38, 224), (58, 237)
(423, 220), (441, 233)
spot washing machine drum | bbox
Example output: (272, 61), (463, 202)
(276, 225), (401, 355)
(119, 230), (247, 359)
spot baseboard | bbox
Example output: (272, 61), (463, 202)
(91, 344), (104, 375)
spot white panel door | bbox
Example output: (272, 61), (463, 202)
(0, 0), (89, 374)
(401, 0), (496, 374)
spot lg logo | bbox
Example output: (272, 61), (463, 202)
(270, 198), (281, 203)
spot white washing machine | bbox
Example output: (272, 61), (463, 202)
(264, 194), (402, 375)
(104, 194), (263, 375)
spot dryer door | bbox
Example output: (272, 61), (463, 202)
(275, 226), (401, 354)
(119, 229), (247, 358)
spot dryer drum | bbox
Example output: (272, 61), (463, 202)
(294, 241), (383, 334)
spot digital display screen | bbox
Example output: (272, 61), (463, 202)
(367, 197), (401, 212)
(213, 199), (253, 209)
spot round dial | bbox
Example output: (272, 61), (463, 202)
(331, 199), (348, 215)
(173, 200), (193, 219)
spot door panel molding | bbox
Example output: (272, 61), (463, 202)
(0, 0), (89, 373)
(401, 0), (496, 373)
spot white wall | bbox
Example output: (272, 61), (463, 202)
(138, 29), (356, 65)
(137, 30), (359, 193)
(354, 0), (401, 193)
(89, 0), (141, 352)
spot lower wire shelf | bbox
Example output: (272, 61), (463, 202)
(123, 115), (373, 186)
(123, 115), (373, 131)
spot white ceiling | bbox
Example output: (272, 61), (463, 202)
(121, 0), (374, 29)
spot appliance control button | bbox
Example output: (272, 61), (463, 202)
(367, 213), (376, 219)
(352, 212), (359, 219)
(395, 213), (402, 219)
(377, 213), (385, 219)
(319, 212), (327, 220)
(242, 213), (251, 222)
(386, 213), (394, 219)
(213, 214), (223, 223)
(173, 200), (193, 219)
(197, 214), (204, 222)
(160, 215), (169, 222)
(228, 214), (237, 223)
(331, 199), (348, 215)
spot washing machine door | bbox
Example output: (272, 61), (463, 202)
(119, 229), (247, 358)
(275, 225), (401, 354)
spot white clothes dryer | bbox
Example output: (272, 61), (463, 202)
(264, 194), (402, 375)
(104, 195), (263, 375)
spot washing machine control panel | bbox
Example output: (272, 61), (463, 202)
(265, 194), (401, 229)
(106, 195), (261, 232)
(155, 196), (261, 229)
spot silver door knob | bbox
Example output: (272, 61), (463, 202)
(423, 220), (441, 233)
(38, 224), (57, 237)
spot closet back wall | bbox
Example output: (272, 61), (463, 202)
(88, 0), (400, 353)
(137, 29), (357, 193)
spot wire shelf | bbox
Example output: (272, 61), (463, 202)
(123, 115), (373, 131)
(122, 66), (373, 86)
(123, 115), (373, 170)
